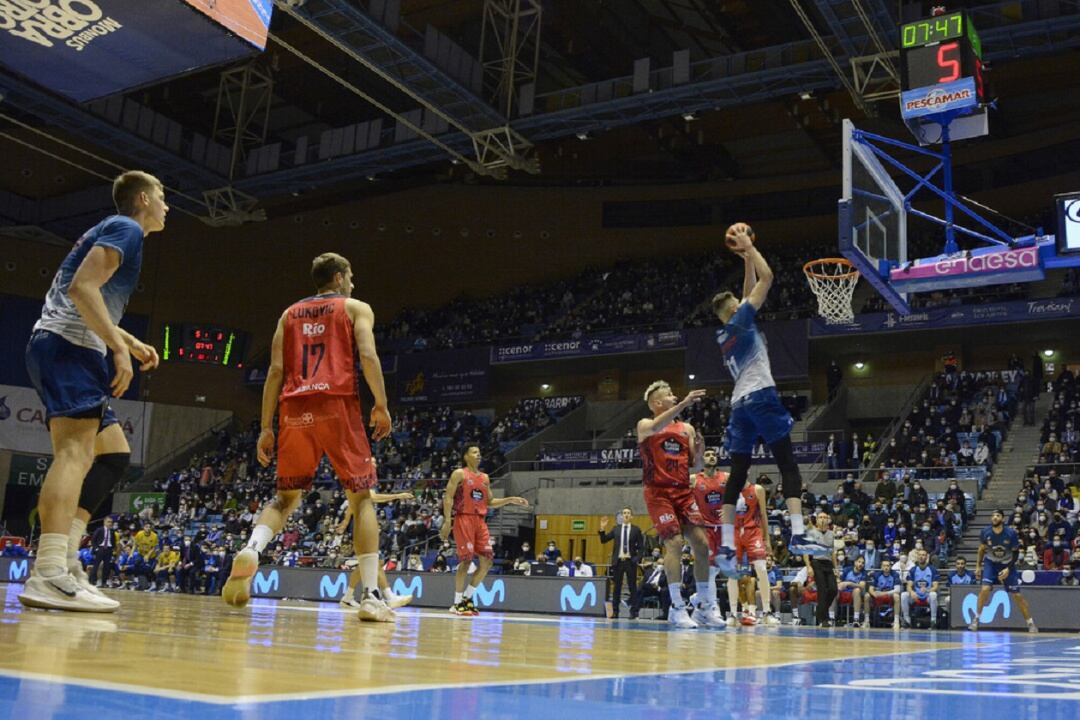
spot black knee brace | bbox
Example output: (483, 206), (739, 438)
(722, 453), (753, 505)
(768, 436), (803, 499)
(78, 452), (131, 515)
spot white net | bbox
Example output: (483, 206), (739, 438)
(804, 259), (860, 324)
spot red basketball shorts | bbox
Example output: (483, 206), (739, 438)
(643, 484), (702, 540)
(276, 394), (377, 492)
(736, 527), (768, 564)
(453, 514), (493, 563)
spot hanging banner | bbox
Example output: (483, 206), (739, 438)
(491, 330), (685, 364)
(396, 347), (490, 404)
(810, 298), (1080, 337)
(0, 384), (152, 465)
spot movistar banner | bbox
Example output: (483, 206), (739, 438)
(0, 0), (269, 102)
(949, 586), (1080, 631)
(241, 566), (606, 617)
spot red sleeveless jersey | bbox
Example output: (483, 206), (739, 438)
(691, 470), (729, 525)
(639, 421), (692, 488)
(735, 484), (762, 531)
(453, 468), (489, 516)
(280, 295), (358, 400)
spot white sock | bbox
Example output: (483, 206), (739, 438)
(854, 612), (861, 620)
(36, 533), (68, 576)
(454, 591), (464, 604)
(668, 583), (685, 607)
(722, 523), (736, 550)
(357, 552), (378, 594)
(829, 610), (835, 619)
(68, 517), (87, 567)
(247, 525), (274, 553)
(705, 575), (718, 605)
(790, 514), (805, 535)
(695, 581), (712, 606)
(463, 585), (476, 600)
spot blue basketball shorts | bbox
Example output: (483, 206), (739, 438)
(725, 387), (794, 455)
(25, 330), (118, 430)
(981, 559), (1019, 593)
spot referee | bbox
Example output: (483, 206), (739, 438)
(805, 511), (838, 627)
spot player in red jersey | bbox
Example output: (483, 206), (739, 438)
(690, 447), (729, 623)
(440, 446), (529, 616)
(728, 476), (780, 626)
(638, 381), (723, 629)
(223, 253), (394, 622)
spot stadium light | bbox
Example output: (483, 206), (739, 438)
(540, 383), (551, 391)
(853, 361), (866, 370)
(688, 373), (696, 380)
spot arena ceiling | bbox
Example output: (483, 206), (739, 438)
(2, 1), (1080, 239)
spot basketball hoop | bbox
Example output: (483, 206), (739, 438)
(804, 258), (860, 324)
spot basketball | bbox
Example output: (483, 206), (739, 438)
(725, 223), (754, 251)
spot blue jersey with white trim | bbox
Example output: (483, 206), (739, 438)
(980, 525), (1020, 565)
(715, 302), (775, 402)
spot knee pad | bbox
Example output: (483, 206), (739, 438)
(722, 454), (752, 505)
(78, 452), (131, 516)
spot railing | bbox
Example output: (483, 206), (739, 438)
(860, 374), (932, 484)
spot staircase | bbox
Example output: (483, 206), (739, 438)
(953, 394), (1052, 560)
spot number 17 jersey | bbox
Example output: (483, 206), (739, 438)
(281, 294), (359, 400)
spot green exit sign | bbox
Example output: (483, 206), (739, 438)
(571, 520), (586, 531)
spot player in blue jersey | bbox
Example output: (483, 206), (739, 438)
(901, 549), (939, 628)
(711, 223), (829, 577)
(868, 557), (902, 629)
(837, 555), (868, 627)
(971, 509), (1037, 632)
(19, 171), (166, 613)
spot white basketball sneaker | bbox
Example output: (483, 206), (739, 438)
(222, 547), (259, 608)
(669, 605), (699, 630)
(693, 601), (726, 628)
(339, 593), (362, 609)
(762, 613), (782, 627)
(19, 571), (118, 613)
(69, 563), (120, 609)
(383, 589), (413, 609)
(357, 591), (396, 623)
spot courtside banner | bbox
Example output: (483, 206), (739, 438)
(949, 586), (1080, 631)
(0, 0), (270, 102)
(0, 384), (152, 465)
(810, 298), (1080, 337)
(242, 568), (608, 617)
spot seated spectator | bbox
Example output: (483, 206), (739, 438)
(1061, 567), (1079, 586)
(571, 557), (593, 577)
(1043, 537), (1072, 570)
(867, 558), (903, 629)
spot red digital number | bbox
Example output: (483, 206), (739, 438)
(937, 42), (961, 83)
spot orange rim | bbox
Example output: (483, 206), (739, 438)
(803, 257), (860, 281)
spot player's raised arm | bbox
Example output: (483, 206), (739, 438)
(348, 299), (391, 441)
(637, 389), (706, 442)
(726, 223), (773, 310)
(257, 311), (287, 467)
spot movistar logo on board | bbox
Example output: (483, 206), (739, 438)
(7, 559), (28, 581)
(392, 576), (423, 599)
(472, 580), (505, 607)
(251, 570), (279, 595)
(318, 573), (349, 599)
(560, 583), (597, 611)
(962, 589), (1011, 624)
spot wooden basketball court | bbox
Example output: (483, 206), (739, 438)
(2, 583), (1078, 719)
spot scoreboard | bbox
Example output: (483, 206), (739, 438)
(162, 323), (248, 367)
(899, 11), (986, 122)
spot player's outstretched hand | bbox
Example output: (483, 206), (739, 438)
(599, 515), (609, 531)
(257, 428), (275, 467)
(508, 497), (530, 508)
(725, 222), (755, 254)
(370, 405), (392, 441)
(679, 389), (707, 408)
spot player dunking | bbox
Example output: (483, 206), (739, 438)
(970, 509), (1038, 632)
(711, 223), (830, 577)
(639, 383), (724, 629)
(19, 171), (165, 613)
(223, 252), (394, 622)
(440, 446), (529, 616)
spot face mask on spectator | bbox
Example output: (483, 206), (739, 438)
(921, 525), (930, 532)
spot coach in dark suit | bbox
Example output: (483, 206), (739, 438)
(598, 507), (644, 619)
(90, 516), (117, 586)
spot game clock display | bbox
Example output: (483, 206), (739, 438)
(900, 11), (985, 101)
(162, 323), (248, 367)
